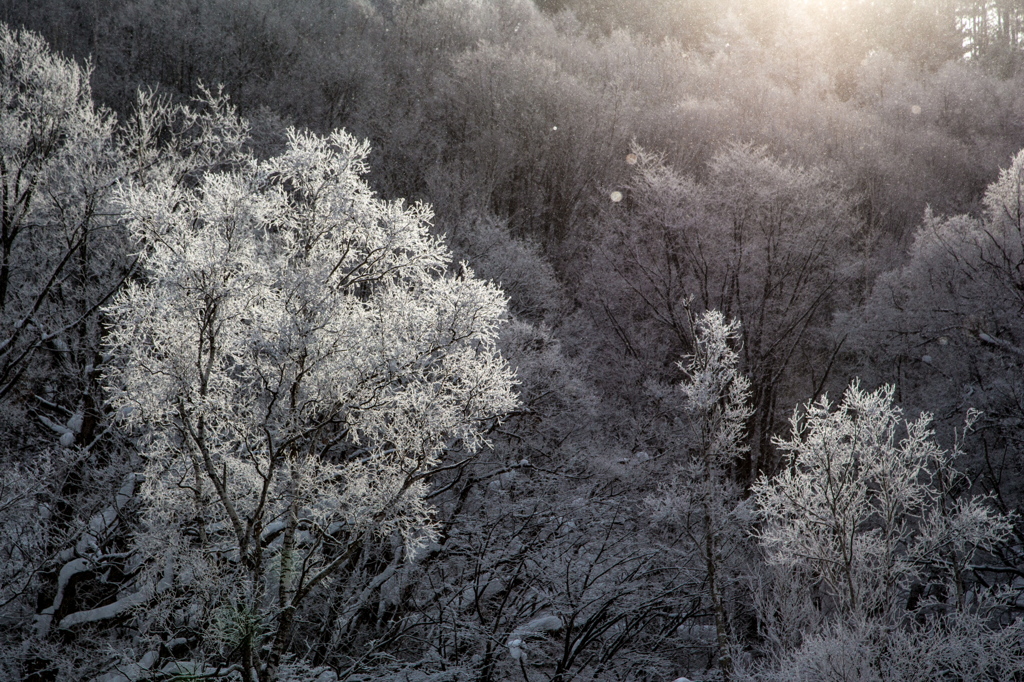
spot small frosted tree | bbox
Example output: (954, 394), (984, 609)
(678, 310), (752, 480)
(753, 383), (1013, 622)
(649, 309), (752, 681)
(749, 383), (1023, 681)
(681, 310), (752, 682)
(103, 128), (517, 679)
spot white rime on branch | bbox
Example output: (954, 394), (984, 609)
(753, 383), (1013, 620)
(103, 127), (518, 678)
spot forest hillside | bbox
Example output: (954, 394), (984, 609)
(1, 1), (1024, 680)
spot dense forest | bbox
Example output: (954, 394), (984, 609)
(3, 0), (1024, 680)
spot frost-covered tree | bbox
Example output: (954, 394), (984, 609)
(0, 23), (248, 452)
(749, 382), (1022, 680)
(102, 128), (517, 679)
(753, 383), (1013, 622)
(0, 31), (124, 664)
(676, 310), (751, 681)
(587, 144), (857, 481)
(0, 24), (258, 680)
(0, 24), (121, 438)
(848, 146), (1024, 517)
(649, 309), (753, 681)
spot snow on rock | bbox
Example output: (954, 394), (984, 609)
(39, 408), (85, 447)
(76, 473), (140, 556)
(66, 409), (84, 434)
(58, 584), (153, 628)
(158, 661), (241, 679)
(34, 557), (92, 636)
(506, 614), (563, 661)
(92, 650), (158, 682)
(512, 614), (563, 637)
(58, 551), (173, 630)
